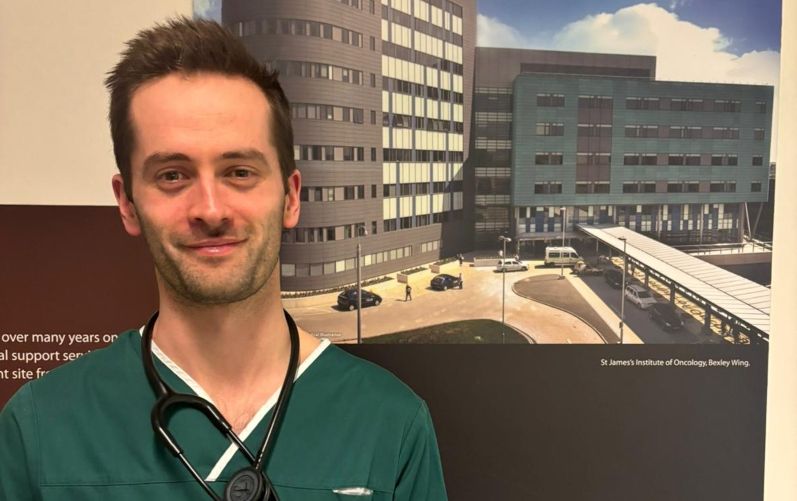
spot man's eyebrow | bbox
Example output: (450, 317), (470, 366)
(219, 149), (268, 164)
(142, 152), (192, 171)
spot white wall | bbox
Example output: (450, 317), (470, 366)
(0, 0), (192, 206)
(764, 0), (797, 499)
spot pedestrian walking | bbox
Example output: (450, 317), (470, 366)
(405, 283), (413, 301)
(458, 272), (463, 289)
(458, 253), (464, 267)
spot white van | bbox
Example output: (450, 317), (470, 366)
(544, 246), (581, 267)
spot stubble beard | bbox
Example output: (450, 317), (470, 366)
(138, 208), (284, 306)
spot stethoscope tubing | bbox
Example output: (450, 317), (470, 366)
(141, 310), (300, 500)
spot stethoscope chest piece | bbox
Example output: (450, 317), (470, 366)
(224, 467), (269, 501)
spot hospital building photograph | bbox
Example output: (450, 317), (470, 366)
(203, 0), (778, 346)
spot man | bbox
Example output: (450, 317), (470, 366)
(405, 283), (413, 302)
(0, 18), (446, 500)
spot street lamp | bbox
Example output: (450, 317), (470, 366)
(356, 225), (368, 344)
(619, 236), (628, 344)
(559, 206), (567, 279)
(498, 235), (512, 345)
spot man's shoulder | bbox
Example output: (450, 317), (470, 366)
(307, 343), (425, 413)
(11, 330), (142, 410)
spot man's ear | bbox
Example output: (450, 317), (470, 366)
(283, 169), (301, 229)
(112, 174), (142, 237)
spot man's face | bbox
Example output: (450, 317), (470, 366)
(112, 72), (300, 305)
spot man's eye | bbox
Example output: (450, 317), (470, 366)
(159, 171), (185, 182)
(230, 168), (252, 178)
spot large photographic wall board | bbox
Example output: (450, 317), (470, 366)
(1, 1), (795, 499)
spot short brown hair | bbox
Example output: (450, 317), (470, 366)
(105, 16), (295, 199)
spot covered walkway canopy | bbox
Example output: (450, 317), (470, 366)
(577, 224), (770, 343)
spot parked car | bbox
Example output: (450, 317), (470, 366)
(604, 268), (623, 289)
(337, 288), (382, 311)
(430, 274), (463, 290)
(496, 258), (528, 272)
(649, 302), (685, 331)
(544, 246), (581, 267)
(573, 260), (603, 276)
(625, 284), (658, 309)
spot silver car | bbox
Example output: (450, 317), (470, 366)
(496, 258), (528, 272)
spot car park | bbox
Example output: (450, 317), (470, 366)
(496, 258), (528, 272)
(337, 288), (382, 310)
(625, 284), (658, 309)
(430, 273), (463, 290)
(604, 268), (623, 288)
(649, 302), (685, 331)
(544, 246), (581, 267)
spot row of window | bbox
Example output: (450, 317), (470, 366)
(300, 185), (371, 202)
(294, 145), (366, 162)
(231, 18), (364, 47)
(381, 5), (463, 46)
(533, 152), (765, 166)
(384, 112), (464, 133)
(291, 103), (364, 124)
(338, 0), (378, 12)
(382, 76), (464, 103)
(629, 125), (765, 140)
(474, 138), (512, 150)
(382, 41), (464, 75)
(536, 122), (766, 140)
(420, 239), (441, 253)
(274, 60), (375, 87)
(475, 112), (512, 123)
(383, 181), (463, 197)
(280, 244), (412, 277)
(384, 210), (463, 232)
(531, 181), (758, 195)
(623, 153), (764, 166)
(284, 221), (372, 243)
(536, 94), (614, 109)
(626, 97), (766, 113)
(383, 148), (464, 162)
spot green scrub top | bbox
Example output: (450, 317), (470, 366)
(0, 331), (447, 500)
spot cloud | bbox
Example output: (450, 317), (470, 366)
(476, 14), (529, 49)
(476, 3), (780, 159)
(193, 0), (221, 21)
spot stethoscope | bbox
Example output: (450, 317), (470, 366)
(141, 309), (300, 501)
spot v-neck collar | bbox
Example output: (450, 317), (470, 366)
(138, 326), (331, 480)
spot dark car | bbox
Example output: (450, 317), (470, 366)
(649, 302), (684, 331)
(430, 273), (462, 291)
(337, 289), (382, 311)
(604, 268), (623, 289)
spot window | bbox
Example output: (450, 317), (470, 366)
(536, 123), (564, 136)
(755, 101), (767, 113)
(753, 128), (765, 140)
(752, 155), (764, 166)
(667, 183), (683, 193)
(751, 182), (762, 192)
(536, 93), (565, 107)
(626, 97), (660, 110)
(577, 124), (612, 137)
(710, 182), (726, 192)
(623, 183), (639, 194)
(578, 95), (613, 108)
(714, 99), (741, 112)
(535, 152), (564, 165)
(686, 182), (700, 193)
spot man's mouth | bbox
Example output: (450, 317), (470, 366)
(182, 238), (245, 257)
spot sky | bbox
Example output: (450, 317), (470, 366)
(195, 0), (781, 159)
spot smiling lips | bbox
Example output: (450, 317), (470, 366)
(183, 239), (245, 257)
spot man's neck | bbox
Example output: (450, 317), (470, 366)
(151, 278), (317, 432)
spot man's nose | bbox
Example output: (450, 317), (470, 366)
(186, 176), (231, 231)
